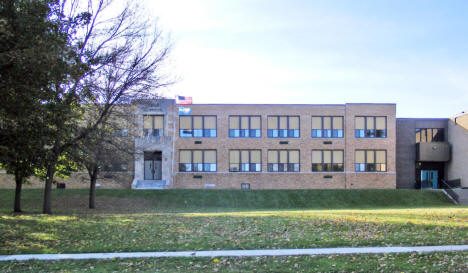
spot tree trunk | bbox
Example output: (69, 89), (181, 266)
(42, 163), (56, 214)
(89, 166), (98, 209)
(14, 174), (23, 213)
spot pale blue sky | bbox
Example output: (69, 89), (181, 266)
(146, 0), (468, 117)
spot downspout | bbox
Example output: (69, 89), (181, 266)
(344, 105), (347, 190)
(171, 101), (176, 188)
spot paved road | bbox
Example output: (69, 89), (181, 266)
(1, 245), (467, 261)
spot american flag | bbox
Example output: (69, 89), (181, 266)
(176, 96), (192, 105)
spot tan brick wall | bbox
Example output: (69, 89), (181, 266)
(173, 103), (396, 189)
(174, 173), (346, 189)
(448, 118), (468, 187)
(344, 104), (397, 189)
(0, 172), (132, 189)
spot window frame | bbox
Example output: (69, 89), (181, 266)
(228, 115), (262, 138)
(354, 150), (387, 172)
(179, 115), (217, 138)
(229, 150), (262, 172)
(311, 116), (344, 138)
(267, 115), (300, 138)
(355, 116), (387, 138)
(267, 150), (300, 172)
(311, 150), (344, 172)
(178, 150), (217, 172)
(143, 115), (164, 137)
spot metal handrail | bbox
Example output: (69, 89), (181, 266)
(441, 179), (459, 204)
(441, 179), (451, 189)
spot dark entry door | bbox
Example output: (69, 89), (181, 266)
(421, 170), (438, 189)
(144, 151), (162, 180)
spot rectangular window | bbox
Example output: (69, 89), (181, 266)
(179, 150), (216, 172)
(179, 116), (217, 138)
(267, 150), (300, 172)
(229, 116), (261, 138)
(143, 115), (164, 137)
(229, 150), (261, 172)
(354, 150), (386, 172)
(311, 116), (343, 138)
(267, 116), (300, 138)
(312, 150), (344, 172)
(241, 183), (250, 189)
(415, 128), (445, 143)
(355, 116), (387, 138)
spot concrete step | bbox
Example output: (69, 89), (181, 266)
(453, 189), (468, 204)
(446, 188), (468, 205)
(135, 180), (166, 190)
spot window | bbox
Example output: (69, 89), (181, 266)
(267, 116), (300, 138)
(312, 116), (343, 138)
(179, 116), (217, 138)
(415, 128), (445, 143)
(312, 150), (344, 172)
(229, 150), (261, 172)
(229, 116), (261, 138)
(267, 150), (300, 172)
(241, 183), (250, 189)
(355, 116), (386, 138)
(179, 150), (216, 172)
(355, 150), (386, 172)
(143, 115), (163, 137)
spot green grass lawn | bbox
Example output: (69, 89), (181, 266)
(1, 252), (467, 272)
(0, 189), (467, 272)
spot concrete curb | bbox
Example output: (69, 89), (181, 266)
(1, 245), (467, 261)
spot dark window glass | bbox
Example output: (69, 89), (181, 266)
(432, 129), (444, 142)
(180, 129), (193, 138)
(366, 163), (376, 172)
(366, 129), (375, 138)
(332, 163), (344, 172)
(415, 128), (445, 143)
(312, 163), (322, 172)
(376, 130), (386, 138)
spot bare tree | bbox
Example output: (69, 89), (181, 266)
(75, 105), (135, 209)
(41, 0), (172, 214)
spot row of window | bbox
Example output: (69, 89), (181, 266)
(144, 115), (444, 144)
(177, 115), (387, 139)
(178, 150), (387, 173)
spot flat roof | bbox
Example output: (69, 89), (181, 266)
(182, 103), (396, 106)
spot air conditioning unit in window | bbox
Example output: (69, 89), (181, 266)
(231, 167), (238, 172)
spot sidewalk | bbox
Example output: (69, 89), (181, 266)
(1, 245), (467, 261)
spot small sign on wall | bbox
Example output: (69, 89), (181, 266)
(179, 106), (191, 115)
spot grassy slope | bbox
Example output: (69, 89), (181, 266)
(0, 189), (466, 255)
(0, 189), (457, 214)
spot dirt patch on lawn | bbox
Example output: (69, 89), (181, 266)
(51, 194), (154, 214)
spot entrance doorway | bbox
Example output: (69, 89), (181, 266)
(144, 151), (162, 180)
(421, 170), (438, 189)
